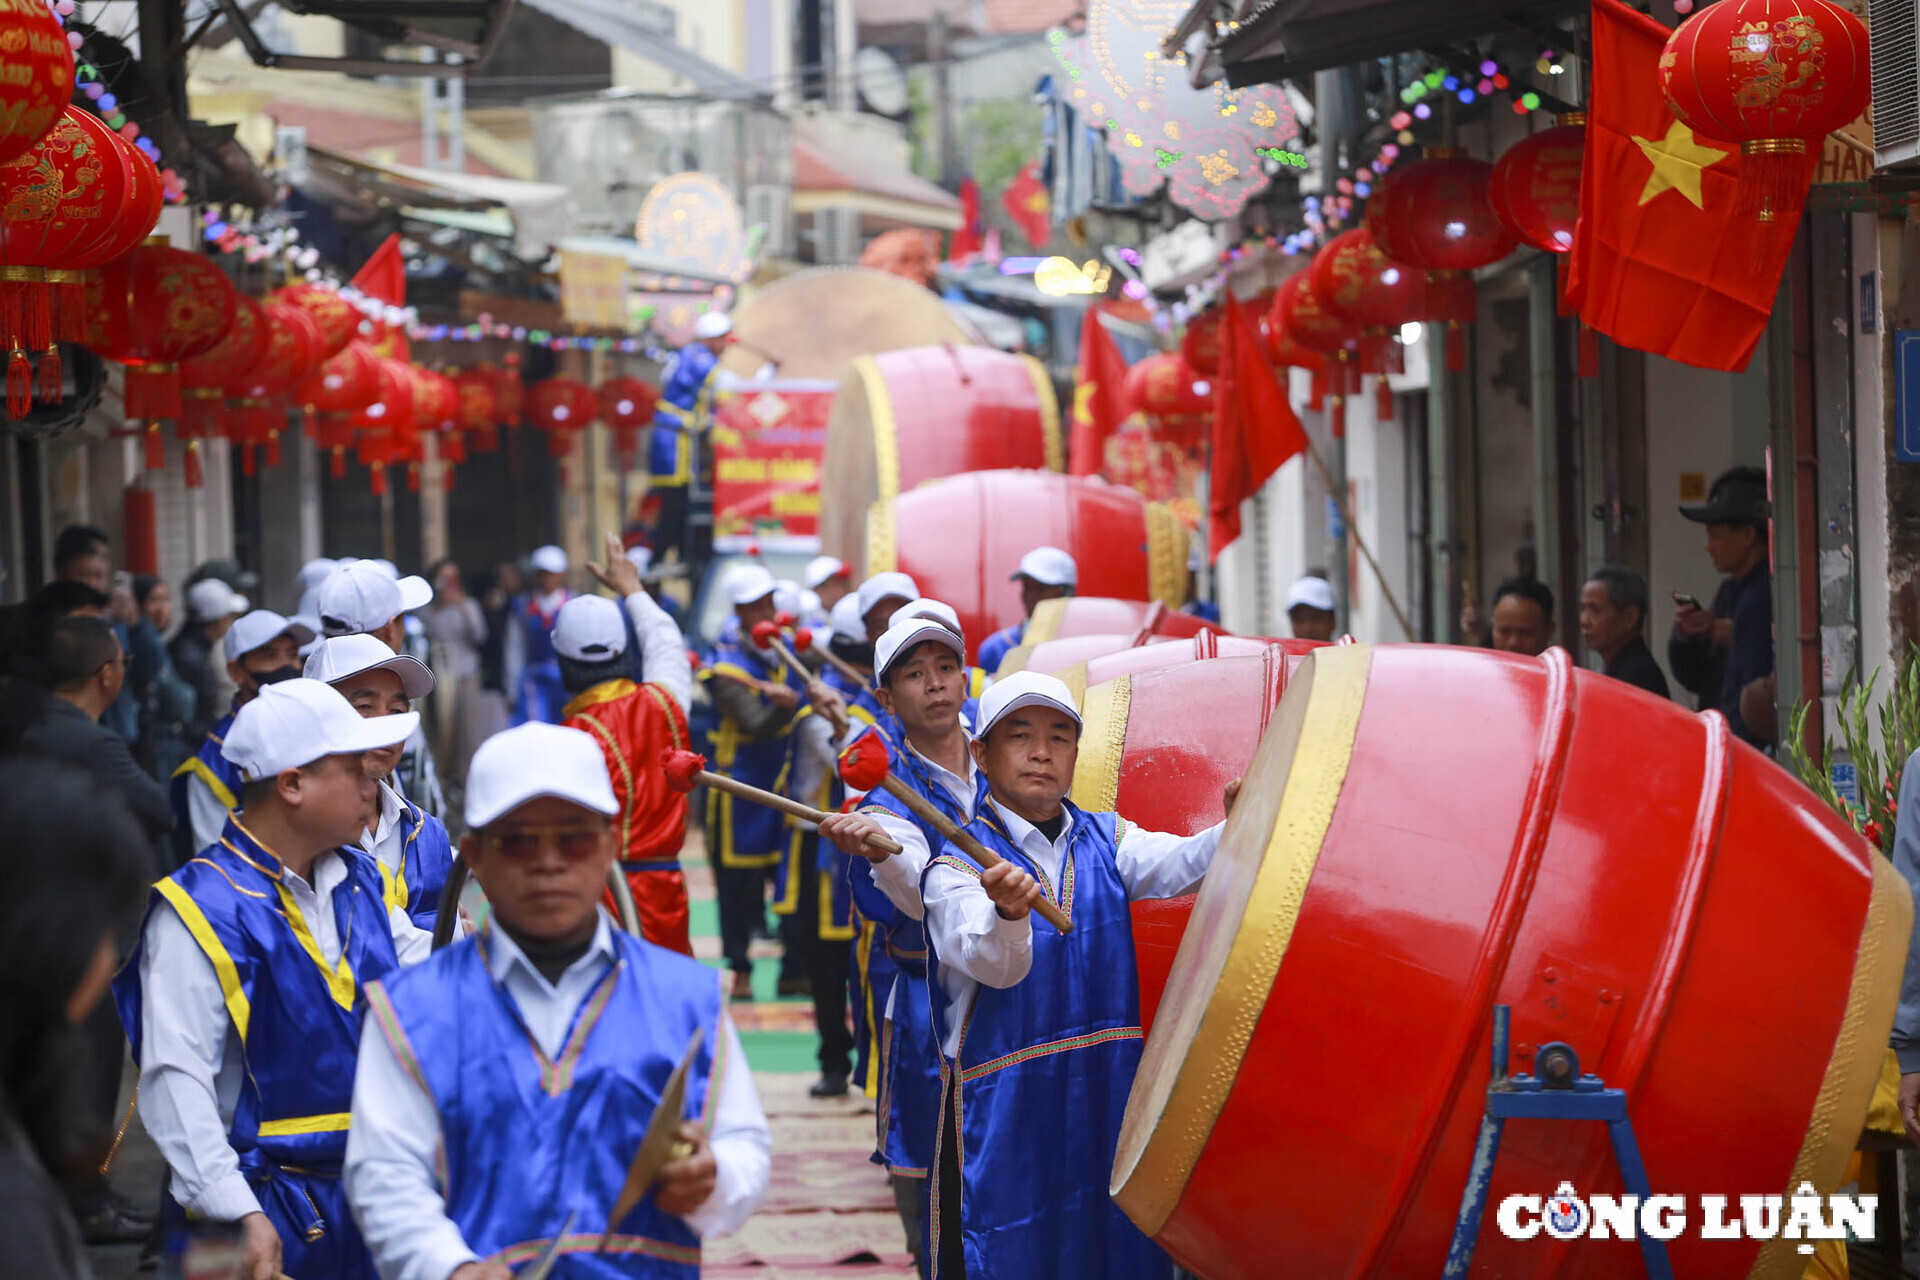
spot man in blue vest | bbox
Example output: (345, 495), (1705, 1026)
(343, 722), (771, 1280)
(117, 679), (429, 1280)
(650, 312), (732, 568)
(504, 544), (573, 725)
(974, 547), (1077, 677)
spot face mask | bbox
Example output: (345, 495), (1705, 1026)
(253, 665), (303, 686)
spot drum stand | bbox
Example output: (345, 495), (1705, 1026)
(1443, 1004), (1672, 1280)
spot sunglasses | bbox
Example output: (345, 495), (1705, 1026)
(479, 825), (606, 862)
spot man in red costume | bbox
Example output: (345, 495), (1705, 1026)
(552, 536), (696, 953)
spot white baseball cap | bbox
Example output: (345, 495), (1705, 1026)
(772, 580), (804, 617)
(695, 310), (734, 340)
(315, 561), (432, 637)
(875, 618), (966, 684)
(889, 597), (963, 638)
(297, 557), (339, 595)
(466, 723), (619, 829)
(1285, 575), (1337, 614)
(805, 555), (850, 589)
(186, 579), (248, 623)
(857, 571), (922, 619)
(553, 595), (629, 661)
(828, 594), (867, 645)
(304, 633), (435, 700)
(975, 670), (1082, 739)
(530, 545), (568, 575)
(1012, 547), (1077, 588)
(223, 610), (317, 663)
(221, 678), (418, 782)
(625, 545), (653, 575)
(725, 564), (778, 606)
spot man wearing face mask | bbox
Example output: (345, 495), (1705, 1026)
(168, 610), (315, 857)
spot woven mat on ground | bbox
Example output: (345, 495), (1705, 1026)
(706, 1210), (915, 1270)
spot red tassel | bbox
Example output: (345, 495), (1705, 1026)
(181, 393), (224, 439)
(1446, 323), (1466, 373)
(442, 435), (467, 464)
(242, 444), (257, 477)
(473, 423), (498, 452)
(546, 431), (571, 459)
(330, 447), (346, 480)
(183, 439), (204, 489)
(49, 275), (86, 343)
(145, 422), (164, 471)
(1736, 140), (1811, 223)
(6, 350), (29, 418)
(1579, 325), (1599, 378)
(1375, 377), (1393, 421)
(1556, 255), (1573, 318)
(265, 431), (282, 468)
(406, 463), (421, 494)
(1309, 368), (1327, 412)
(36, 346), (59, 403)
(443, 467), (456, 492)
(125, 366), (184, 421)
(1329, 394), (1346, 440)
(370, 464), (388, 497)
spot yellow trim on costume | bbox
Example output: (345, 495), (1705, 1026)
(1070, 675), (1130, 813)
(574, 711), (636, 857)
(1024, 598), (1067, 647)
(967, 667), (988, 700)
(155, 879), (252, 1043)
(273, 879), (358, 1012)
(174, 756), (239, 811)
(1020, 353), (1065, 472)
(852, 355), (902, 503)
(855, 919), (879, 1095)
(1112, 644), (1370, 1236)
(563, 678), (638, 720)
(771, 829), (804, 915)
(375, 859), (405, 914)
(1144, 500), (1188, 609)
(820, 864), (855, 943)
(256, 1112), (352, 1138)
(706, 662), (760, 687)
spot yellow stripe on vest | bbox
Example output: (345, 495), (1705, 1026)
(174, 757), (238, 811)
(155, 879), (252, 1043)
(256, 1112), (352, 1137)
(273, 880), (358, 1011)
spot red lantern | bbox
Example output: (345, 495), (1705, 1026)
(487, 361), (524, 424)
(300, 339), (380, 479)
(598, 375), (659, 463)
(1180, 308), (1226, 378)
(353, 358), (418, 496)
(1309, 230), (1424, 334)
(275, 282), (360, 359)
(1660, 0), (1869, 221)
(86, 242), (239, 465)
(0, 0), (76, 167)
(174, 294), (266, 487)
(1488, 120), (1585, 254)
(452, 368), (499, 451)
(1366, 150), (1516, 372)
(227, 302), (321, 473)
(1121, 353), (1211, 454)
(49, 131), (159, 348)
(527, 376), (597, 459)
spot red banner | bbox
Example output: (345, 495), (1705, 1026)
(709, 381), (834, 548)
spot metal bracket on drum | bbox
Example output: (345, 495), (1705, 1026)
(1443, 1004), (1670, 1280)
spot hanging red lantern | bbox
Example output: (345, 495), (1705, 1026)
(48, 131), (158, 348)
(227, 302), (321, 473)
(453, 368), (499, 451)
(1274, 271), (1381, 434)
(1121, 352), (1211, 455)
(598, 375), (660, 463)
(487, 361), (524, 425)
(275, 281), (360, 359)
(0, 0), (76, 168)
(353, 358), (418, 497)
(300, 338), (380, 479)
(1366, 150), (1516, 372)
(527, 376), (597, 459)
(85, 240), (239, 465)
(1310, 229), (1425, 334)
(173, 294), (266, 487)
(1180, 308), (1226, 378)
(1488, 119), (1585, 254)
(1660, 0), (1869, 222)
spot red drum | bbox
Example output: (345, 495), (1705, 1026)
(995, 596), (1218, 677)
(1114, 643), (1907, 1280)
(865, 471), (1189, 666)
(1058, 632), (1309, 705)
(1070, 647), (1319, 1031)
(1012, 633), (1171, 682)
(821, 344), (1062, 565)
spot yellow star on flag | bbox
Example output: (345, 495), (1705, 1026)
(1631, 120), (1732, 210)
(1072, 380), (1097, 425)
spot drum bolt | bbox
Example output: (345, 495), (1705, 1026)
(1542, 967), (1558, 983)
(1515, 1042), (1535, 1059)
(1599, 988), (1614, 1004)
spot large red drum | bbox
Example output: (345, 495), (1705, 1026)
(994, 596), (1218, 676)
(1114, 643), (1906, 1280)
(820, 344), (1062, 564)
(864, 471), (1188, 666)
(1058, 631), (1305, 705)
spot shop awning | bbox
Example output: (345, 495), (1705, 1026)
(302, 147), (571, 258)
(515, 0), (767, 99)
(793, 135), (962, 231)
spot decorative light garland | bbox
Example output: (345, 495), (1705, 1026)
(58, 7), (188, 203)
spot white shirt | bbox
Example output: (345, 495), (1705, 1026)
(183, 773), (231, 855)
(622, 589), (693, 715)
(359, 780), (408, 874)
(344, 914), (771, 1280)
(135, 844), (433, 1223)
(921, 800), (1224, 1057)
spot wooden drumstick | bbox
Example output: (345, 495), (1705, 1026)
(791, 623), (870, 687)
(661, 749), (901, 854)
(751, 619), (850, 736)
(839, 734), (1073, 934)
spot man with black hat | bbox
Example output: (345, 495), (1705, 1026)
(1670, 465), (1773, 748)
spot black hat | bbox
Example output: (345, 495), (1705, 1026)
(1679, 466), (1769, 527)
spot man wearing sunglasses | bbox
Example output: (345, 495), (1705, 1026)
(345, 722), (771, 1280)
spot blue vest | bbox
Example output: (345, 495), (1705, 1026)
(649, 343), (717, 484)
(365, 927), (723, 1277)
(169, 709), (240, 835)
(776, 662), (868, 931)
(974, 622), (1025, 679)
(698, 638), (802, 868)
(376, 798), (455, 932)
(922, 802), (1167, 1280)
(517, 593), (570, 725)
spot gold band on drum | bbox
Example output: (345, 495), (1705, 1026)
(1019, 352), (1065, 473)
(864, 497), (896, 578)
(1069, 674), (1130, 812)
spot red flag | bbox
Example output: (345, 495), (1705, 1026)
(350, 233), (407, 308)
(1566, 0), (1814, 372)
(1067, 309), (1130, 476)
(1002, 161), (1052, 248)
(951, 177), (984, 262)
(1209, 295), (1308, 562)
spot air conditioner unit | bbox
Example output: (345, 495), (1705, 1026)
(1873, 0), (1919, 168)
(813, 206), (860, 265)
(745, 184), (789, 257)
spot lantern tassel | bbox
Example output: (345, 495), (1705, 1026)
(406, 463), (421, 494)
(330, 446), (346, 480)
(1556, 256), (1573, 318)
(1328, 393), (1345, 440)
(1375, 377), (1393, 421)
(242, 444), (258, 478)
(6, 350), (29, 418)
(1737, 140), (1812, 225)
(265, 431), (282, 469)
(443, 466), (456, 492)
(145, 422), (164, 471)
(1309, 367), (1327, 412)
(473, 423), (498, 452)
(370, 464), (388, 497)
(1579, 325), (1600, 379)
(37, 346), (59, 403)
(183, 439), (204, 489)
(1446, 323), (1466, 374)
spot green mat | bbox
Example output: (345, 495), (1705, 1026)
(693, 900), (821, 1075)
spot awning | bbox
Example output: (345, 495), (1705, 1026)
(553, 235), (738, 288)
(793, 135), (962, 231)
(302, 147), (571, 258)
(515, 0), (767, 100)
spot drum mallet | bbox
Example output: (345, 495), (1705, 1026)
(838, 734), (1073, 934)
(790, 623), (871, 687)
(661, 749), (900, 855)
(750, 619), (849, 735)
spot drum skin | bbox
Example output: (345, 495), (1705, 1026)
(995, 596), (1219, 676)
(865, 470), (1189, 667)
(820, 344), (1062, 565)
(1113, 643), (1908, 1280)
(1069, 646), (1319, 1032)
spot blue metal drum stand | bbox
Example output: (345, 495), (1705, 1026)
(1443, 1004), (1672, 1280)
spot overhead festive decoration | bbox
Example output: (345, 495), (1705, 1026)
(635, 172), (754, 284)
(453, 367), (500, 452)
(1122, 351), (1210, 454)
(301, 338), (381, 478)
(1046, 0), (1298, 219)
(175, 293), (265, 486)
(0, 0), (75, 167)
(228, 301), (321, 473)
(1658, 0), (1869, 221)
(51, 128), (162, 348)
(276, 281), (360, 359)
(1487, 118), (1585, 253)
(597, 375), (660, 464)
(1366, 150), (1516, 370)
(350, 358), (417, 496)
(526, 376), (597, 458)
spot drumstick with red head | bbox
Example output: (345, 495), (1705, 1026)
(750, 620), (849, 734)
(789, 622), (869, 687)
(661, 749), (900, 853)
(838, 735), (1074, 933)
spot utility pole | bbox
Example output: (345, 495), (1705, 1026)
(931, 10), (959, 189)
(1315, 66), (1351, 635)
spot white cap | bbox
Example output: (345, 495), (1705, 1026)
(625, 545), (653, 575)
(975, 670), (1082, 739)
(1285, 575), (1337, 614)
(875, 618), (966, 684)
(315, 561), (433, 637)
(800, 588), (822, 618)
(772, 580), (804, 617)
(552, 595), (629, 661)
(1012, 546), (1077, 588)
(223, 610), (317, 663)
(725, 564), (778, 606)
(297, 557), (339, 595)
(805, 555), (849, 589)
(303, 633), (435, 700)
(466, 723), (619, 829)
(889, 597), (963, 638)
(829, 594), (866, 645)
(857, 571), (922, 619)
(530, 545), (568, 575)
(221, 678), (419, 782)
(186, 578), (248, 623)
(370, 559), (399, 578)
(695, 311), (733, 340)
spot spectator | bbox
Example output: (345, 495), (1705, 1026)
(474, 561), (521, 748)
(0, 761), (152, 1277)
(50, 524), (109, 594)
(1284, 574), (1336, 642)
(169, 579), (247, 745)
(1669, 466), (1773, 748)
(419, 558), (488, 784)
(1578, 566), (1670, 699)
(128, 576), (196, 796)
(1475, 577), (1555, 656)
(0, 581), (112, 757)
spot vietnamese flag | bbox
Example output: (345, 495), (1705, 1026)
(1067, 309), (1130, 476)
(951, 177), (984, 262)
(1209, 294), (1308, 562)
(1002, 160), (1052, 248)
(1566, 0), (1816, 373)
